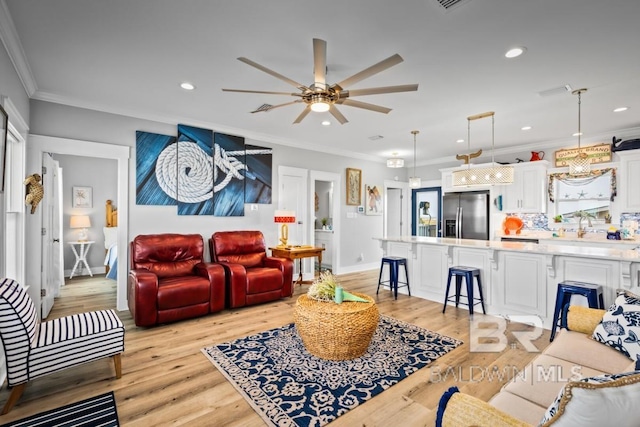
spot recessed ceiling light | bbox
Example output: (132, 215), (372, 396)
(613, 107), (629, 113)
(521, 126), (532, 131)
(505, 46), (527, 59)
(573, 132), (583, 137)
(321, 120), (331, 126)
(180, 82), (195, 90)
(456, 139), (464, 143)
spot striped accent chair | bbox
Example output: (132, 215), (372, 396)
(0, 278), (125, 414)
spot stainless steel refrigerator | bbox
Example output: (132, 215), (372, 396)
(442, 190), (490, 240)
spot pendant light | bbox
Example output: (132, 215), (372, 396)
(452, 111), (514, 187)
(569, 88), (590, 176)
(409, 130), (421, 188)
(386, 153), (404, 168)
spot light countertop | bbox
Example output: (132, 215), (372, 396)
(374, 236), (640, 262)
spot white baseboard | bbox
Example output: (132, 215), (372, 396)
(335, 262), (379, 275)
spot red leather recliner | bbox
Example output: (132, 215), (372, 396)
(209, 231), (294, 308)
(128, 233), (225, 327)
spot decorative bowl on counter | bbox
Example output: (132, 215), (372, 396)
(503, 216), (524, 235)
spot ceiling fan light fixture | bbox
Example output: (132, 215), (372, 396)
(310, 101), (330, 112)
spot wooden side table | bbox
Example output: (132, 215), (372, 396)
(269, 246), (325, 285)
(68, 241), (95, 279)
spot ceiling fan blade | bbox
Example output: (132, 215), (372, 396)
(293, 106), (312, 124)
(313, 38), (327, 87)
(335, 54), (404, 89)
(337, 98), (392, 114)
(342, 84), (419, 97)
(223, 89), (302, 96)
(250, 100), (303, 113)
(237, 57), (310, 91)
(329, 105), (348, 124)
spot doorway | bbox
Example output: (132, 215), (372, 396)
(412, 187), (442, 237)
(384, 180), (410, 238)
(26, 135), (130, 314)
(310, 171), (341, 274)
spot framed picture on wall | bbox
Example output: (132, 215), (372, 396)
(346, 168), (362, 205)
(72, 186), (93, 208)
(0, 104), (7, 193)
(364, 184), (383, 215)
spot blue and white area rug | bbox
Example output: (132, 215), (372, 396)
(201, 315), (462, 427)
(1, 392), (119, 427)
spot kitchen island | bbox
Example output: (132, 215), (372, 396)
(375, 236), (640, 328)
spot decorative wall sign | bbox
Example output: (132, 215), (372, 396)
(135, 131), (177, 206)
(365, 184), (382, 215)
(554, 143), (612, 167)
(346, 168), (362, 206)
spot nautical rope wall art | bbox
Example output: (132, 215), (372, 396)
(135, 125), (272, 216)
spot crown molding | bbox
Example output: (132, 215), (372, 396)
(0, 0), (37, 96)
(32, 90), (384, 164)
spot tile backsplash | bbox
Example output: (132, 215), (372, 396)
(504, 212), (640, 235)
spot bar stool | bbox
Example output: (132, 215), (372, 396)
(377, 256), (410, 300)
(442, 266), (486, 316)
(550, 280), (604, 342)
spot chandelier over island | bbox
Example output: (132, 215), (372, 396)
(452, 111), (514, 187)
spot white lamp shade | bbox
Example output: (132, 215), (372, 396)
(310, 102), (330, 112)
(70, 215), (91, 228)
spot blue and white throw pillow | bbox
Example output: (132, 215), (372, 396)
(592, 291), (640, 369)
(539, 371), (640, 426)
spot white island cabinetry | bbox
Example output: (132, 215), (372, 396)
(375, 236), (640, 329)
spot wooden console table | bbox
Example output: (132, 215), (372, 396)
(269, 246), (325, 285)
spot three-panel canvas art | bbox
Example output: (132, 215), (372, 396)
(136, 125), (272, 216)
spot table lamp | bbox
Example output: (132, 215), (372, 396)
(274, 210), (295, 247)
(70, 215), (91, 241)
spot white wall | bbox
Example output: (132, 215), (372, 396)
(29, 100), (407, 273)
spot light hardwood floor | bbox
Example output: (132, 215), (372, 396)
(0, 271), (550, 426)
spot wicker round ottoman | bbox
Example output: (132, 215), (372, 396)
(293, 292), (379, 360)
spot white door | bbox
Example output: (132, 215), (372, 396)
(278, 166), (309, 277)
(41, 154), (63, 318)
(387, 188), (403, 236)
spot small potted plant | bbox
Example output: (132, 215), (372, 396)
(554, 215), (563, 223)
(321, 218), (328, 230)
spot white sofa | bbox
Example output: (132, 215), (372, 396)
(436, 305), (640, 426)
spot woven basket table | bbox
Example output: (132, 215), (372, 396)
(293, 292), (379, 360)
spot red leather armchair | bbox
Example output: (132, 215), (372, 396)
(209, 231), (294, 308)
(128, 233), (225, 327)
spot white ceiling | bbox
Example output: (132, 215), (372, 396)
(4, 0), (640, 167)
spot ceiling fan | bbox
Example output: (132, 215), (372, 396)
(222, 38), (419, 124)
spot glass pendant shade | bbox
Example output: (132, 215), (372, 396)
(569, 152), (590, 176)
(409, 177), (421, 188)
(386, 157), (404, 168)
(569, 89), (591, 176)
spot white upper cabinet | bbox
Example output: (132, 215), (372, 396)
(500, 161), (548, 213)
(618, 151), (640, 212)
